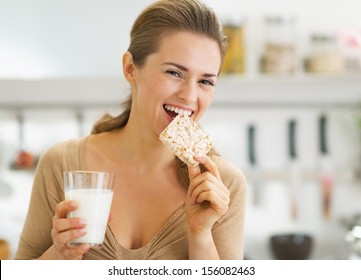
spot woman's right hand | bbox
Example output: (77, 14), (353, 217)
(50, 200), (90, 259)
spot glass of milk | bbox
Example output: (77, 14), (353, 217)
(63, 171), (115, 248)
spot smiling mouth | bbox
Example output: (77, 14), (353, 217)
(163, 104), (193, 119)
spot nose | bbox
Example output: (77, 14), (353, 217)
(177, 81), (198, 103)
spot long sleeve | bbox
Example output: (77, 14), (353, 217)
(15, 139), (83, 259)
(211, 155), (247, 260)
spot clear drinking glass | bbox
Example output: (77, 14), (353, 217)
(64, 171), (115, 247)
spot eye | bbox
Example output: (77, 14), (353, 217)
(199, 79), (215, 86)
(166, 70), (182, 78)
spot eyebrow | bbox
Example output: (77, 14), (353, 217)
(162, 62), (218, 78)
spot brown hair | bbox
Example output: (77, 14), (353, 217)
(92, 0), (225, 186)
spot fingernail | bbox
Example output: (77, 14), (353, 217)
(79, 219), (87, 225)
(79, 228), (87, 234)
(195, 155), (205, 162)
(69, 201), (78, 208)
(81, 243), (90, 250)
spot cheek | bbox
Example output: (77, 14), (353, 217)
(134, 80), (162, 110)
(202, 90), (215, 107)
(141, 74), (171, 99)
(195, 92), (214, 121)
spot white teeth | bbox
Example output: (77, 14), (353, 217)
(164, 104), (192, 116)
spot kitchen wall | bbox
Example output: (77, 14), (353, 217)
(1, 0), (361, 78)
(1, 0), (361, 260)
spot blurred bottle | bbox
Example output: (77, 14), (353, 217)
(221, 19), (246, 74)
(339, 27), (361, 73)
(0, 240), (10, 260)
(304, 33), (343, 74)
(259, 16), (297, 74)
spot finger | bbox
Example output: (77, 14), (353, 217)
(196, 190), (229, 214)
(71, 243), (90, 258)
(188, 171), (223, 203)
(193, 183), (230, 209)
(198, 187), (230, 206)
(196, 189), (216, 205)
(54, 228), (87, 247)
(195, 155), (221, 180)
(189, 180), (213, 205)
(62, 243), (90, 260)
(108, 211), (114, 223)
(187, 166), (203, 197)
(55, 200), (78, 219)
(187, 164), (201, 181)
(190, 180), (229, 205)
(188, 173), (213, 202)
(189, 171), (219, 191)
(53, 217), (87, 233)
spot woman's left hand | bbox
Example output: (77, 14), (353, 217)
(186, 155), (230, 235)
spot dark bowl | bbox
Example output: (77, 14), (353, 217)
(270, 233), (313, 260)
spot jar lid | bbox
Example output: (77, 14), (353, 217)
(264, 15), (296, 24)
(310, 33), (337, 42)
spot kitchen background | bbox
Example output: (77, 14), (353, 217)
(1, 0), (361, 260)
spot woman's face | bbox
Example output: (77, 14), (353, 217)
(129, 31), (221, 137)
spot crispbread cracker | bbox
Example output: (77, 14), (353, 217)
(159, 114), (213, 166)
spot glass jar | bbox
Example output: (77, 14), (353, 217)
(339, 28), (361, 73)
(259, 16), (297, 74)
(305, 33), (343, 74)
(221, 20), (246, 74)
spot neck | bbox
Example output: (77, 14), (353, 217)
(115, 120), (175, 172)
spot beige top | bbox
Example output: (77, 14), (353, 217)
(15, 137), (247, 260)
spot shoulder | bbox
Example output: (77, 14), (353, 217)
(37, 137), (86, 171)
(211, 154), (247, 192)
(43, 137), (81, 155)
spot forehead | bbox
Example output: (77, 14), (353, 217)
(151, 31), (222, 72)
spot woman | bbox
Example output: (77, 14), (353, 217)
(15, 0), (246, 260)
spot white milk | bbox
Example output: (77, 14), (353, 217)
(65, 188), (113, 246)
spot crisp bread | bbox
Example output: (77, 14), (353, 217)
(159, 114), (213, 166)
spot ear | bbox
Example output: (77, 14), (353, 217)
(122, 51), (136, 84)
